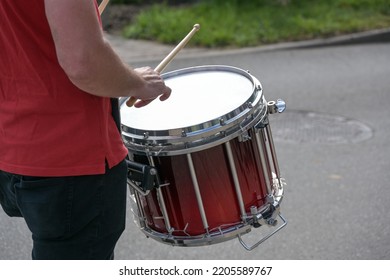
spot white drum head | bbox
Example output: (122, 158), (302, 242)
(120, 65), (266, 155)
(121, 66), (255, 131)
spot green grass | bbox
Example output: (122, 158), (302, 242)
(122, 0), (390, 48)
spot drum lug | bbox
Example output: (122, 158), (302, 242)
(255, 115), (269, 129)
(250, 206), (262, 228)
(238, 130), (251, 142)
(246, 194), (281, 228)
(267, 99), (286, 114)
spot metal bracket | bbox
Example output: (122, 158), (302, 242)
(126, 159), (159, 195)
(238, 214), (287, 251)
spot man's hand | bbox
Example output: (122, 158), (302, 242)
(131, 67), (171, 108)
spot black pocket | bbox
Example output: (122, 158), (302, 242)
(0, 171), (23, 217)
(15, 177), (73, 239)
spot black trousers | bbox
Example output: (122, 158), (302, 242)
(0, 160), (127, 260)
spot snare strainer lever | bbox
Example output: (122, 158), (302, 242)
(126, 159), (159, 195)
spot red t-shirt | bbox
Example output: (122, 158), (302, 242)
(0, 1), (128, 176)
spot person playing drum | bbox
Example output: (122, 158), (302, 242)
(0, 0), (171, 260)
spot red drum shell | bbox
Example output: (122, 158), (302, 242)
(135, 129), (271, 236)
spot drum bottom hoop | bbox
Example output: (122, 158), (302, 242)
(130, 173), (285, 248)
(138, 213), (287, 249)
(140, 222), (252, 247)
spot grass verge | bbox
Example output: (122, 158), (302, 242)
(122, 0), (390, 47)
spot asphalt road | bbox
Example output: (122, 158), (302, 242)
(1, 39), (389, 260)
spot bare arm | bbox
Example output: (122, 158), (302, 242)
(44, 0), (170, 104)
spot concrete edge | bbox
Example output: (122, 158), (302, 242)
(107, 27), (390, 64)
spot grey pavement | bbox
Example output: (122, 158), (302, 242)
(1, 28), (390, 260)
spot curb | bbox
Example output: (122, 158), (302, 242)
(286, 27), (390, 49)
(106, 27), (390, 64)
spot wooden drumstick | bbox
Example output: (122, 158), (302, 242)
(98, 0), (110, 15)
(126, 23), (201, 107)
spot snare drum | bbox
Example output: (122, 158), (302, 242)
(121, 65), (286, 250)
